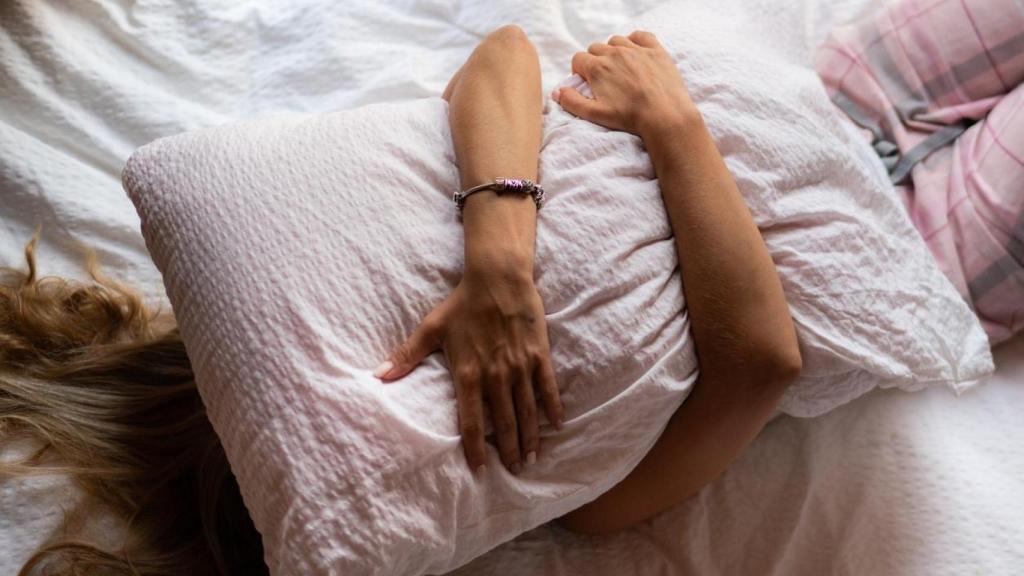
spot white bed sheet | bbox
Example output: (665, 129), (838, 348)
(1, 0), (1021, 574)
(448, 333), (1024, 576)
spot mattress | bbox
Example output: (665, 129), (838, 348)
(1, 0), (1022, 574)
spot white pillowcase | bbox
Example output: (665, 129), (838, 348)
(123, 6), (992, 575)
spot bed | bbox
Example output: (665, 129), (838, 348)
(1, 0), (1022, 574)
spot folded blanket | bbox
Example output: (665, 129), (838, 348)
(814, 0), (1024, 344)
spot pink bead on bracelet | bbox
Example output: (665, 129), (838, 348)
(452, 178), (546, 214)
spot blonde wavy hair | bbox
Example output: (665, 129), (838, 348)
(0, 236), (266, 575)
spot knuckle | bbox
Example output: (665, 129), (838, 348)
(517, 400), (536, 421)
(487, 363), (509, 383)
(461, 421), (483, 437)
(549, 385), (563, 403)
(541, 373), (559, 393)
(525, 346), (544, 363)
(548, 401), (564, 421)
(514, 353), (531, 372)
(421, 315), (443, 338)
(391, 342), (412, 364)
(466, 452), (484, 469)
(505, 348), (524, 367)
(454, 366), (478, 385)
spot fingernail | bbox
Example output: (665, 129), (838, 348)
(526, 451), (537, 465)
(373, 360), (394, 379)
(510, 461), (522, 475)
(475, 464), (487, 475)
(552, 88), (561, 103)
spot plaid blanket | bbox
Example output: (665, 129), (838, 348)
(814, 0), (1024, 345)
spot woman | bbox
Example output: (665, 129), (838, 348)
(373, 25), (801, 532)
(0, 26), (800, 574)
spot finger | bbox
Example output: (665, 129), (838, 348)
(375, 310), (444, 381)
(607, 34), (635, 47)
(586, 42), (614, 56)
(486, 366), (522, 475)
(455, 365), (488, 472)
(534, 353), (564, 431)
(570, 51), (598, 80)
(555, 87), (609, 126)
(628, 29), (661, 48)
(513, 364), (540, 465)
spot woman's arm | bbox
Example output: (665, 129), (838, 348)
(375, 25), (563, 476)
(554, 31), (801, 533)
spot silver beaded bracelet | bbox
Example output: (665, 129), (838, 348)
(452, 178), (546, 214)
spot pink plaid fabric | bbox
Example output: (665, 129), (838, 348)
(814, 0), (1024, 345)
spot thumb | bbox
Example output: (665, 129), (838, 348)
(555, 87), (604, 124)
(374, 313), (445, 381)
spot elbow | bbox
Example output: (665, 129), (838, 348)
(718, 334), (802, 400)
(555, 506), (628, 536)
(752, 339), (802, 394)
(480, 25), (537, 60)
(555, 511), (601, 535)
(769, 341), (802, 382)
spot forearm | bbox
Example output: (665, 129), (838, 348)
(557, 358), (785, 533)
(447, 27), (543, 282)
(560, 109), (800, 535)
(551, 29), (801, 535)
(395, 27), (561, 475)
(644, 111), (799, 381)
(620, 110), (801, 514)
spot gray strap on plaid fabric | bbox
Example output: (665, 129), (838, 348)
(831, 92), (971, 185)
(887, 123), (970, 185)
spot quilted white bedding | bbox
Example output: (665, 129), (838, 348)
(1, 0), (1022, 574)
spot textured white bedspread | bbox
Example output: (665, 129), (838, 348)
(2, 0), (1022, 574)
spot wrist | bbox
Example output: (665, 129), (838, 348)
(462, 193), (537, 283)
(638, 104), (705, 146)
(464, 250), (535, 286)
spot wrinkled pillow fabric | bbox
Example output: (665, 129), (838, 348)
(123, 6), (993, 575)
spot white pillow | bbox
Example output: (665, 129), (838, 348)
(123, 7), (992, 575)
